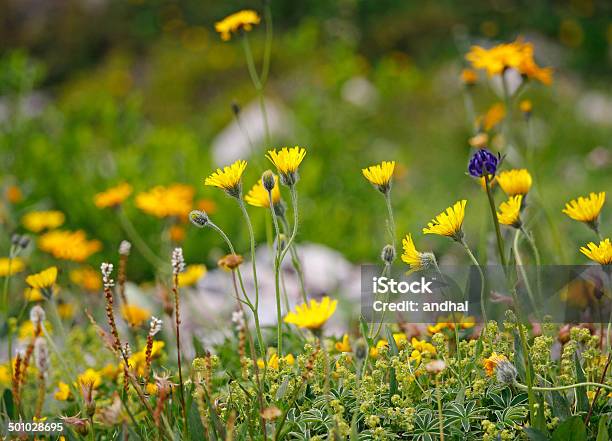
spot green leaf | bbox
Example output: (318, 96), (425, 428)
(513, 330), (527, 382)
(385, 327), (398, 400)
(535, 393), (547, 433)
(547, 390), (571, 420)
(551, 416), (587, 441)
(574, 353), (589, 413)
(524, 427), (550, 441)
(1, 388), (14, 420)
(189, 398), (205, 441)
(359, 316), (373, 348)
(596, 415), (609, 441)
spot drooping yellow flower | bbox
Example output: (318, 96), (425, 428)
(401, 234), (426, 271)
(423, 200), (467, 241)
(22, 210), (65, 233)
(245, 175), (282, 208)
(39, 230), (102, 262)
(77, 368), (102, 389)
(120, 304), (151, 327)
(335, 334), (352, 352)
(362, 161), (396, 193)
(178, 264), (207, 287)
(257, 353), (295, 370)
(496, 169), (532, 196)
(26, 266), (58, 290)
(580, 239), (612, 266)
(563, 192), (606, 226)
(69, 267), (102, 292)
(266, 147), (307, 186)
(497, 195), (523, 228)
(483, 352), (507, 376)
(0, 257), (25, 276)
(204, 160), (247, 197)
(135, 184), (195, 218)
(54, 381), (72, 401)
(284, 296), (337, 330)
(215, 10), (261, 41)
(94, 182), (132, 208)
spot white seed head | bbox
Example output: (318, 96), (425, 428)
(232, 310), (245, 330)
(30, 305), (46, 325)
(119, 240), (132, 256)
(149, 316), (163, 336)
(171, 248), (186, 275)
(34, 337), (49, 374)
(101, 262), (115, 288)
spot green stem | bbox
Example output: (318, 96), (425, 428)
(436, 377), (445, 441)
(268, 194), (284, 354)
(278, 187), (299, 266)
(484, 173), (507, 269)
(515, 381), (612, 393)
(237, 198), (261, 312)
(279, 214), (307, 303)
(512, 229), (541, 320)
(384, 190), (396, 251)
(242, 33), (271, 147)
(460, 239), (488, 327)
(117, 208), (167, 271)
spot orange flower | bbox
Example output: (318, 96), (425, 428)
(94, 183), (132, 208)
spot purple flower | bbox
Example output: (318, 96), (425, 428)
(468, 148), (500, 178)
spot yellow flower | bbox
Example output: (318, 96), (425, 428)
(497, 195), (523, 228)
(24, 287), (45, 302)
(401, 234), (427, 271)
(22, 210), (65, 233)
(178, 264), (207, 287)
(94, 182), (132, 208)
(461, 68), (478, 85)
(218, 254), (244, 271)
(204, 160), (247, 197)
(369, 339), (389, 358)
(335, 334), (352, 352)
(57, 303), (75, 319)
(169, 225), (186, 242)
(362, 161), (395, 193)
(520, 100), (532, 114)
(54, 381), (71, 401)
(478, 102), (506, 131)
(496, 169), (532, 196)
(129, 341), (165, 376)
(135, 184), (195, 219)
(0, 365), (10, 385)
(245, 175), (281, 208)
(257, 353), (295, 370)
(215, 10), (261, 41)
(100, 363), (120, 379)
(121, 304), (151, 327)
(284, 296), (337, 330)
(18, 320), (49, 339)
(77, 368), (102, 389)
(39, 230), (102, 262)
(26, 266), (58, 290)
(69, 267), (102, 292)
(411, 338), (436, 356)
(563, 192), (606, 226)
(427, 315), (474, 333)
(266, 147), (307, 186)
(146, 383), (158, 396)
(483, 352), (507, 376)
(6, 185), (22, 204)
(0, 257), (25, 276)
(580, 239), (612, 265)
(423, 200), (467, 241)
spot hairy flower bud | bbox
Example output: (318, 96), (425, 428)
(262, 170), (276, 192)
(381, 244), (396, 264)
(189, 210), (209, 228)
(496, 360), (518, 384)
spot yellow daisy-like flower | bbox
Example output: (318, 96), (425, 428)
(423, 200), (467, 241)
(120, 304), (151, 327)
(562, 192), (606, 227)
(136, 184), (195, 218)
(54, 381), (72, 401)
(335, 334), (352, 352)
(497, 195), (523, 228)
(204, 160), (247, 197)
(362, 161), (396, 193)
(284, 296), (337, 330)
(178, 264), (207, 287)
(580, 239), (612, 266)
(39, 230), (102, 262)
(257, 353), (295, 370)
(26, 266), (58, 290)
(496, 169), (532, 196)
(94, 182), (132, 208)
(215, 10), (261, 41)
(22, 210), (65, 233)
(69, 266), (102, 292)
(411, 338), (436, 355)
(0, 257), (25, 277)
(77, 368), (102, 389)
(483, 352), (507, 377)
(266, 147), (307, 186)
(245, 175), (282, 208)
(401, 234), (426, 271)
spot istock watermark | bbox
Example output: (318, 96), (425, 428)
(361, 264), (612, 324)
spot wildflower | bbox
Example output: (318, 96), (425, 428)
(57, 303), (75, 319)
(496, 169), (532, 196)
(19, 320), (49, 339)
(461, 68), (478, 86)
(411, 338), (436, 355)
(204, 160), (247, 198)
(189, 210), (209, 228)
(562, 192), (605, 230)
(69, 267), (102, 292)
(483, 352), (507, 376)
(468, 149), (501, 178)
(425, 359), (446, 375)
(257, 353), (295, 370)
(11, 234), (30, 249)
(178, 264), (206, 286)
(22, 211), (65, 233)
(135, 184), (194, 218)
(218, 254), (244, 271)
(266, 146), (307, 186)
(169, 225), (186, 242)
(94, 183), (132, 208)
(215, 10), (260, 41)
(26, 267), (58, 294)
(30, 305), (46, 324)
(6, 185), (22, 203)
(497, 195), (523, 228)
(381, 244), (396, 264)
(121, 304), (151, 327)
(0, 257), (25, 276)
(118, 240), (132, 256)
(284, 296), (337, 330)
(423, 200), (467, 241)
(520, 99), (532, 115)
(369, 339), (389, 358)
(100, 263), (114, 288)
(479, 103), (506, 131)
(469, 132), (489, 149)
(401, 234), (435, 271)
(149, 317), (163, 336)
(39, 230), (102, 262)
(77, 369), (102, 389)
(580, 239), (612, 265)
(128, 341), (165, 376)
(362, 161), (395, 194)
(245, 173), (281, 208)
(335, 334), (352, 352)
(171, 247), (186, 275)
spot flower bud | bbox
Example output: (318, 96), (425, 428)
(381, 245), (396, 264)
(262, 170), (275, 192)
(354, 339), (368, 362)
(189, 210), (209, 228)
(496, 360), (518, 384)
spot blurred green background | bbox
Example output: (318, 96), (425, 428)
(1, 0), (611, 279)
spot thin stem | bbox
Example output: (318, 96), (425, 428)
(436, 376), (445, 441)
(2, 250), (15, 380)
(237, 198), (261, 312)
(268, 194), (284, 354)
(118, 208), (167, 271)
(512, 229), (541, 320)
(242, 33), (271, 147)
(279, 186), (299, 264)
(260, 2), (273, 86)
(172, 274), (188, 436)
(585, 352), (612, 426)
(515, 381), (612, 393)
(279, 214), (307, 303)
(484, 173), (507, 269)
(460, 239), (487, 327)
(384, 190), (396, 251)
